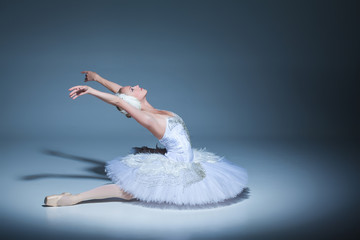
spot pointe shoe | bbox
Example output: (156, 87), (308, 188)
(44, 192), (72, 207)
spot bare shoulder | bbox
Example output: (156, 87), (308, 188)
(155, 110), (175, 118)
(150, 110), (175, 125)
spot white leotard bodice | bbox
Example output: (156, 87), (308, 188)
(158, 113), (194, 163)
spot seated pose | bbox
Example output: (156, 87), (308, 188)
(44, 71), (248, 206)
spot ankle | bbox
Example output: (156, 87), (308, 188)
(68, 194), (82, 205)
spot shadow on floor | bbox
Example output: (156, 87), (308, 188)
(22, 146), (175, 181)
(21, 173), (109, 181)
(42, 149), (107, 176)
(21, 149), (108, 181)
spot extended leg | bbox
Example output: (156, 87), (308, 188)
(45, 184), (134, 207)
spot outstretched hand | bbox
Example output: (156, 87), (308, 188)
(69, 85), (93, 100)
(81, 71), (101, 82)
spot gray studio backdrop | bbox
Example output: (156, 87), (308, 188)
(0, 0), (358, 141)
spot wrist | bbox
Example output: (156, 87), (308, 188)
(95, 76), (104, 83)
(87, 87), (96, 95)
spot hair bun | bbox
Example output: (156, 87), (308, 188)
(115, 93), (141, 117)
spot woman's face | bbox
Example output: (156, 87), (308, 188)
(120, 85), (147, 100)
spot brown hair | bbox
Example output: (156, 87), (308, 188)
(116, 106), (131, 118)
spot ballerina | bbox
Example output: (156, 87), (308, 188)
(44, 71), (248, 207)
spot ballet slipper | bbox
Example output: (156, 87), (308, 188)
(44, 192), (72, 207)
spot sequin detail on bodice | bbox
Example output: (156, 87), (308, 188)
(168, 114), (191, 144)
(159, 113), (194, 163)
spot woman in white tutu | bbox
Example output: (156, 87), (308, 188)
(44, 71), (248, 207)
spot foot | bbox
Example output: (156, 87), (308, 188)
(44, 192), (73, 207)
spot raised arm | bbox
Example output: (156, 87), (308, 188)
(69, 85), (154, 130)
(82, 71), (122, 93)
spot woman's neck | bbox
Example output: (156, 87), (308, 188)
(140, 98), (156, 112)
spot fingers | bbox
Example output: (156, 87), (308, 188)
(69, 86), (87, 100)
(70, 73), (92, 99)
(70, 93), (84, 100)
(69, 91), (86, 100)
(69, 91), (77, 99)
(69, 90), (79, 99)
(69, 86), (84, 91)
(69, 88), (84, 94)
(82, 71), (90, 82)
(69, 88), (84, 95)
(69, 89), (80, 96)
(70, 94), (77, 100)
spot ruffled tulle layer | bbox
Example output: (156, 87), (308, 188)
(105, 148), (248, 205)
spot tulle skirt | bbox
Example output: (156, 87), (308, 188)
(105, 148), (248, 205)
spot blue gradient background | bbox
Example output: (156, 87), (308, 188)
(1, 0), (358, 141)
(0, 1), (359, 240)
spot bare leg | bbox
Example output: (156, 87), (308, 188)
(45, 184), (134, 207)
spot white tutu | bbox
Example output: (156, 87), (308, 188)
(105, 148), (248, 205)
(106, 112), (248, 205)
